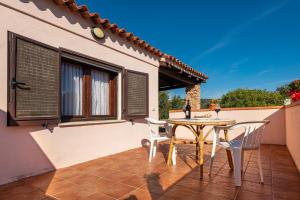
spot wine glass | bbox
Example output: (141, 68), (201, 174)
(215, 103), (221, 119)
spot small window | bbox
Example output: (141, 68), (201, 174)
(60, 59), (117, 122)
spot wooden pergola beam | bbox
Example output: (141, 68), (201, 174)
(159, 84), (192, 91)
(159, 68), (197, 85)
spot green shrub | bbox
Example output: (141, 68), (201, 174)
(220, 89), (284, 108)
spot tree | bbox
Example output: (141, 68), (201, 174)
(276, 84), (290, 98)
(220, 89), (284, 108)
(201, 99), (211, 109)
(159, 91), (170, 119)
(276, 80), (300, 99)
(170, 95), (184, 109)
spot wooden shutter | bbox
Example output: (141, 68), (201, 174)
(7, 33), (60, 126)
(124, 70), (149, 119)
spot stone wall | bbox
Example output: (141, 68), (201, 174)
(185, 84), (200, 110)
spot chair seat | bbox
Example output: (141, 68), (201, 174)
(151, 135), (169, 141)
(219, 139), (242, 150)
(219, 140), (260, 151)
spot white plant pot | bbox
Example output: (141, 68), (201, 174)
(284, 98), (291, 105)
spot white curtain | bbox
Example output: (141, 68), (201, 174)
(61, 62), (83, 116)
(91, 70), (109, 115)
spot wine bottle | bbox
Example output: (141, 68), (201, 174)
(185, 100), (191, 119)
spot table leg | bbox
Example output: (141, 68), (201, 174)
(195, 141), (199, 160)
(199, 126), (204, 179)
(224, 129), (234, 169)
(167, 125), (177, 166)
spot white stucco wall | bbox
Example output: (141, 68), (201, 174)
(0, 0), (159, 185)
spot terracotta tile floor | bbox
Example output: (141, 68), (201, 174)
(0, 144), (299, 200)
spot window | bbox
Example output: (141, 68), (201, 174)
(8, 33), (120, 126)
(7, 32), (149, 126)
(124, 70), (149, 119)
(60, 59), (117, 122)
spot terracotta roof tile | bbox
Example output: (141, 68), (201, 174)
(50, 0), (208, 80)
(109, 24), (118, 32)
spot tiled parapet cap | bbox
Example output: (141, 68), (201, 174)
(285, 100), (300, 108)
(169, 105), (285, 113)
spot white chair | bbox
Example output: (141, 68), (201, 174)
(145, 118), (176, 164)
(209, 120), (269, 186)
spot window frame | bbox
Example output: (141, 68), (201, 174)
(59, 49), (122, 122)
(123, 69), (149, 120)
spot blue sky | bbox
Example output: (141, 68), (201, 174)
(77, 0), (300, 98)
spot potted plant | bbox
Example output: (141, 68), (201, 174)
(209, 99), (218, 110)
(288, 80), (300, 103)
(289, 91), (300, 102)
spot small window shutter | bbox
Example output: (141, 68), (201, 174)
(7, 33), (60, 126)
(123, 70), (149, 119)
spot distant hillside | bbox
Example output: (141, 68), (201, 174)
(201, 99), (212, 109)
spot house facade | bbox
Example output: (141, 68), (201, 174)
(0, 0), (207, 185)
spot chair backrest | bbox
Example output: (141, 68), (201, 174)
(227, 120), (269, 150)
(144, 118), (170, 138)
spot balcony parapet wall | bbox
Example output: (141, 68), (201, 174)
(285, 101), (300, 172)
(169, 104), (300, 172)
(169, 105), (286, 145)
